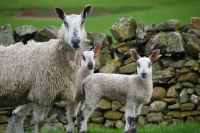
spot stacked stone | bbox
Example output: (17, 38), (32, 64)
(0, 18), (200, 132)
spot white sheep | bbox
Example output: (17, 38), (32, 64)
(77, 49), (160, 133)
(5, 5), (93, 133)
(67, 42), (102, 133)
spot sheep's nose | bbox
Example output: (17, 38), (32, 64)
(141, 73), (147, 78)
(71, 38), (80, 49)
(87, 63), (93, 70)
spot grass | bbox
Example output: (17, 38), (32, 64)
(26, 122), (200, 133)
(0, 0), (200, 37)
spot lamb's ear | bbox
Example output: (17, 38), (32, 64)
(81, 5), (93, 19)
(93, 42), (102, 54)
(149, 49), (160, 62)
(54, 7), (65, 20)
(130, 49), (140, 61)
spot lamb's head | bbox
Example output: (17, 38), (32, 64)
(54, 5), (93, 49)
(81, 42), (102, 70)
(130, 49), (160, 79)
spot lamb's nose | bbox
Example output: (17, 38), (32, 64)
(87, 63), (93, 70)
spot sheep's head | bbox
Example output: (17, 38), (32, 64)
(81, 42), (102, 70)
(55, 5), (93, 49)
(130, 49), (160, 79)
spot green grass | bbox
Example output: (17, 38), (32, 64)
(0, 0), (200, 37)
(26, 123), (200, 133)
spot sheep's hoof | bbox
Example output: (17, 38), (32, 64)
(66, 131), (72, 133)
(72, 116), (76, 122)
(80, 131), (86, 133)
(124, 128), (137, 133)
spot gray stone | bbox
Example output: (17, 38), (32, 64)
(150, 101), (167, 112)
(168, 103), (180, 110)
(104, 120), (115, 128)
(99, 60), (121, 73)
(167, 86), (179, 98)
(138, 116), (147, 126)
(146, 112), (164, 122)
(119, 106), (125, 112)
(180, 103), (195, 111)
(173, 60), (186, 69)
(0, 24), (15, 46)
(112, 101), (122, 111)
(166, 111), (181, 118)
(186, 116), (198, 123)
(118, 62), (137, 74)
(115, 120), (125, 129)
(103, 110), (123, 120)
(181, 82), (195, 88)
(110, 17), (137, 42)
(187, 29), (200, 38)
(90, 117), (104, 124)
(153, 70), (175, 84)
(136, 19), (157, 43)
(182, 32), (200, 57)
(178, 72), (199, 84)
(190, 94), (200, 105)
(88, 32), (113, 46)
(14, 25), (37, 43)
(140, 106), (151, 115)
(181, 110), (200, 117)
(98, 47), (113, 66)
(185, 59), (199, 71)
(162, 57), (176, 67)
(88, 123), (104, 129)
(186, 88), (195, 95)
(179, 88), (189, 103)
(172, 119), (184, 124)
(152, 87), (167, 100)
(145, 31), (185, 55)
(195, 85), (200, 95)
(90, 111), (103, 118)
(96, 99), (112, 110)
(180, 67), (193, 74)
(34, 25), (58, 42)
(157, 19), (180, 31)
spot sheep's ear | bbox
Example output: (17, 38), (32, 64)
(81, 5), (93, 19)
(149, 49), (160, 62)
(93, 42), (102, 54)
(130, 49), (141, 61)
(54, 7), (65, 20)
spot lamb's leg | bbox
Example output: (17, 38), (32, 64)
(33, 104), (46, 133)
(124, 102), (138, 133)
(66, 99), (81, 133)
(6, 103), (34, 133)
(78, 97), (100, 133)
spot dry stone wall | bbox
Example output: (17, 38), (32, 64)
(0, 17), (200, 132)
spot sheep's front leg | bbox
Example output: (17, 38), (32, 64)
(6, 103), (34, 133)
(66, 99), (81, 133)
(33, 104), (46, 133)
(124, 102), (142, 133)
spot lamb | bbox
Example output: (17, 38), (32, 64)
(78, 49), (160, 133)
(67, 42), (102, 133)
(4, 5), (93, 133)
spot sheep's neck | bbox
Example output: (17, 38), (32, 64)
(68, 48), (77, 62)
(141, 75), (153, 88)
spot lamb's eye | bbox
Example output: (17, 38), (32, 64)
(63, 21), (68, 27)
(148, 62), (151, 68)
(137, 63), (140, 67)
(81, 20), (85, 26)
(82, 54), (86, 61)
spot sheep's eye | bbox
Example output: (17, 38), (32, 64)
(63, 21), (68, 27)
(82, 54), (86, 61)
(81, 20), (85, 26)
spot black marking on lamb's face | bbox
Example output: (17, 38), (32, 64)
(87, 62), (93, 70)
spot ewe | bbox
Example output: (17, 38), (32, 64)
(67, 42), (102, 133)
(78, 49), (160, 133)
(5, 5), (93, 133)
